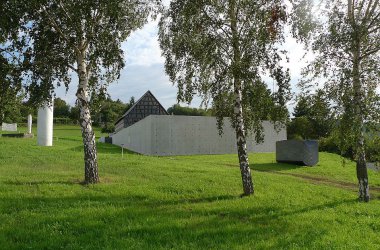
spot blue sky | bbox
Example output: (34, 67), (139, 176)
(55, 6), (312, 112)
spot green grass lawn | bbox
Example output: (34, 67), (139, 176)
(0, 125), (380, 249)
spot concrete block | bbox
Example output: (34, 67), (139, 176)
(1, 123), (17, 132)
(276, 140), (319, 166)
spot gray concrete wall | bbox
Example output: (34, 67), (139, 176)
(111, 115), (286, 156)
(112, 115), (153, 154)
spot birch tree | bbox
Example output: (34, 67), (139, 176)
(0, 57), (22, 124)
(303, 0), (380, 201)
(0, 1), (25, 125)
(159, 0), (294, 196)
(23, 0), (160, 183)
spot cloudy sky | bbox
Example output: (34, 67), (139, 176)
(55, 6), (311, 111)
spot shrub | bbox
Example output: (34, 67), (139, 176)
(54, 118), (73, 124)
(319, 136), (340, 154)
(366, 137), (380, 163)
(290, 134), (304, 140)
(101, 123), (115, 133)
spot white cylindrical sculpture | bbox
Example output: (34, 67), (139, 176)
(37, 102), (54, 146)
(27, 114), (32, 134)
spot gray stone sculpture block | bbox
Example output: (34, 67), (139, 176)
(276, 140), (319, 166)
(1, 123), (17, 132)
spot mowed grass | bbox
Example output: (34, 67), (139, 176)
(0, 125), (380, 249)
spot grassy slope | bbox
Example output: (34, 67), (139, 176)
(0, 125), (379, 249)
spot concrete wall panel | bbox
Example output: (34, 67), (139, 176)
(112, 115), (286, 156)
(112, 115), (152, 154)
(247, 121), (288, 153)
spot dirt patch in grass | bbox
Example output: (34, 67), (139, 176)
(224, 163), (380, 196)
(256, 169), (380, 192)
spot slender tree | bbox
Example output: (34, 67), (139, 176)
(0, 57), (23, 124)
(293, 95), (310, 118)
(302, 0), (380, 201)
(308, 89), (334, 139)
(0, 1), (25, 125)
(159, 0), (293, 195)
(289, 90), (334, 140)
(54, 98), (70, 118)
(22, 0), (161, 183)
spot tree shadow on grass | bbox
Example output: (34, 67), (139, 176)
(118, 198), (359, 249)
(3, 177), (124, 187)
(253, 162), (305, 171)
(3, 180), (82, 186)
(58, 137), (82, 142)
(0, 193), (361, 249)
(224, 162), (304, 171)
(54, 128), (80, 131)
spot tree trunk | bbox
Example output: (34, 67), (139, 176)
(229, 0), (254, 196)
(76, 47), (99, 184)
(352, 43), (369, 202)
(234, 83), (254, 196)
(356, 137), (369, 202)
(0, 109), (3, 125)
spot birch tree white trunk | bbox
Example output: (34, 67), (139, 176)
(76, 44), (99, 184)
(229, 0), (254, 195)
(356, 130), (369, 202)
(234, 83), (254, 195)
(352, 44), (370, 202)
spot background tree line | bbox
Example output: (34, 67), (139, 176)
(1, 95), (135, 132)
(6, 87), (379, 164)
(288, 89), (380, 164)
(2, 93), (219, 132)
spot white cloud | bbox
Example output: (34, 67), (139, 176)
(108, 63), (176, 109)
(121, 20), (164, 67)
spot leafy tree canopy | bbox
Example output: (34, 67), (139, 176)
(21, 0), (160, 106)
(301, 0), (380, 153)
(7, 0), (162, 184)
(0, 1), (28, 124)
(167, 104), (212, 116)
(53, 98), (70, 118)
(300, 0), (380, 201)
(159, 0), (296, 141)
(289, 90), (334, 139)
